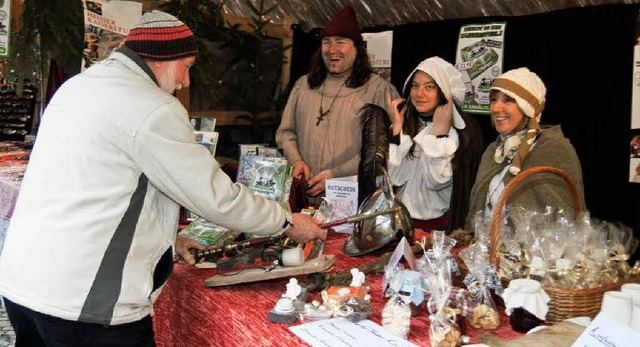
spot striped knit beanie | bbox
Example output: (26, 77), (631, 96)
(124, 10), (198, 61)
(490, 68), (546, 175)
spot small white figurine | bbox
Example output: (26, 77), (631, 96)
(350, 268), (365, 287)
(284, 278), (302, 300)
(274, 297), (294, 313)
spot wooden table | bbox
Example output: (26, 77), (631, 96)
(152, 231), (524, 346)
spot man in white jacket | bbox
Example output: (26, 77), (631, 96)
(0, 10), (325, 346)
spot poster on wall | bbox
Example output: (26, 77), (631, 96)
(455, 22), (507, 115)
(82, 0), (142, 72)
(632, 44), (640, 129)
(631, 134), (640, 183)
(0, 0), (11, 57)
(362, 31), (392, 82)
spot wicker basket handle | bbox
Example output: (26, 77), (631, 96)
(489, 166), (584, 266)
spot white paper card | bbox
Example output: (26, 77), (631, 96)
(381, 236), (408, 297)
(325, 175), (358, 233)
(193, 131), (218, 156)
(289, 317), (417, 347)
(572, 312), (640, 347)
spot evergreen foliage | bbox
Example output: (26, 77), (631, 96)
(161, 0), (290, 112)
(9, 0), (83, 82)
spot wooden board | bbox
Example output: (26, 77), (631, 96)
(204, 255), (336, 287)
(477, 321), (585, 347)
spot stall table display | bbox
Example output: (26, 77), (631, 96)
(152, 231), (526, 346)
(0, 88), (36, 142)
(0, 142), (29, 256)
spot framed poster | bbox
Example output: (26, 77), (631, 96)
(455, 22), (507, 115)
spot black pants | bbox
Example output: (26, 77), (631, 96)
(3, 298), (156, 347)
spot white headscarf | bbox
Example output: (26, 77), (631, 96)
(402, 56), (467, 129)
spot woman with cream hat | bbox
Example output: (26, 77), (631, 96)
(387, 57), (484, 233)
(465, 67), (585, 232)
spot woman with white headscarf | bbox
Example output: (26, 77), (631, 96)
(388, 57), (484, 233)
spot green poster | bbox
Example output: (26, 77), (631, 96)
(0, 0), (10, 57)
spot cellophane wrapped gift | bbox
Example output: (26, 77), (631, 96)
(495, 206), (639, 290)
(381, 264), (412, 339)
(418, 231), (461, 347)
(179, 218), (240, 247)
(458, 245), (502, 329)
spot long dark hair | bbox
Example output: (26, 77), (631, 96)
(448, 110), (484, 231)
(401, 71), (485, 232)
(401, 71), (448, 159)
(307, 40), (373, 89)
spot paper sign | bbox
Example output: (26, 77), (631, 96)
(193, 131), (218, 156)
(362, 31), (393, 82)
(632, 45), (640, 130)
(82, 0), (142, 71)
(325, 175), (358, 233)
(381, 237), (413, 297)
(0, 0), (11, 57)
(289, 317), (417, 347)
(572, 312), (640, 347)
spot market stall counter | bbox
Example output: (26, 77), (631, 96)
(152, 230), (525, 346)
(0, 141), (30, 256)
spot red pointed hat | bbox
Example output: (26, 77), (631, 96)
(320, 6), (362, 43)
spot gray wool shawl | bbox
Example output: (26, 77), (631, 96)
(465, 125), (585, 233)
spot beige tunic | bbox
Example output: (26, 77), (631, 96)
(276, 73), (399, 177)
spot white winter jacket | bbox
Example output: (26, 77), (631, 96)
(0, 48), (290, 325)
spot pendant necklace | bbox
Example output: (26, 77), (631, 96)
(317, 81), (346, 126)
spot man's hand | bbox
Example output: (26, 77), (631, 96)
(174, 234), (205, 265)
(306, 169), (332, 197)
(433, 95), (453, 136)
(284, 213), (326, 244)
(293, 160), (310, 180)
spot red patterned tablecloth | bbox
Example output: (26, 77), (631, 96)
(0, 142), (29, 220)
(152, 230), (525, 346)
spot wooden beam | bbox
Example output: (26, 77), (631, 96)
(175, 88), (189, 110)
(10, 0), (22, 33)
(280, 15), (296, 90)
(140, 0), (157, 13)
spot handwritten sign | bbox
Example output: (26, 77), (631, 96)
(572, 312), (640, 347)
(289, 317), (417, 347)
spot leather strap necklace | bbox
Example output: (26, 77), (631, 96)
(317, 81), (346, 126)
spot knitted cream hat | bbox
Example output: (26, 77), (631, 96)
(124, 10), (198, 61)
(402, 56), (467, 129)
(490, 68), (547, 175)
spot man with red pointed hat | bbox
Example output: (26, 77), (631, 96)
(276, 5), (399, 198)
(0, 10), (325, 345)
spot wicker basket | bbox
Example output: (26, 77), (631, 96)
(488, 165), (639, 323)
